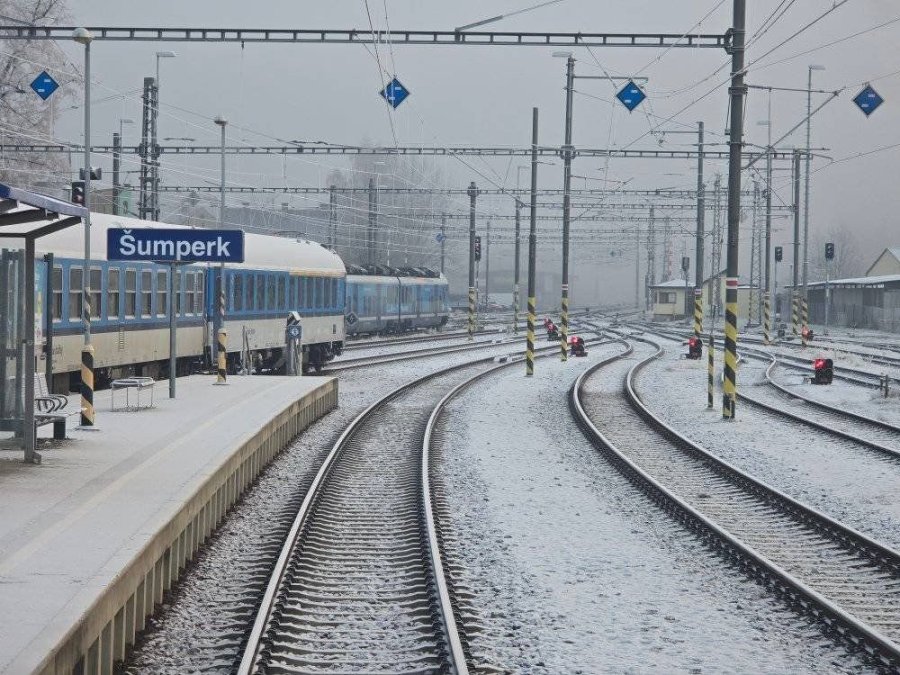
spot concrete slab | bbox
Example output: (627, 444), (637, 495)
(0, 373), (337, 674)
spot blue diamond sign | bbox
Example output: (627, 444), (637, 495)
(380, 77), (410, 109)
(853, 84), (883, 117)
(30, 71), (59, 101)
(435, 232), (445, 243)
(616, 80), (646, 112)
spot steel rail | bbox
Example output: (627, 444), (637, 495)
(570, 338), (900, 667)
(239, 326), (608, 673)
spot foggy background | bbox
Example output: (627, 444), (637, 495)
(7, 1), (900, 308)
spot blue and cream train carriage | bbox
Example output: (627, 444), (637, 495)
(37, 213), (346, 390)
(344, 265), (449, 336)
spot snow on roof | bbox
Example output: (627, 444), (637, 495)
(649, 279), (691, 288)
(806, 273), (900, 288)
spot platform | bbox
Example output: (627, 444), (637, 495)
(0, 373), (338, 675)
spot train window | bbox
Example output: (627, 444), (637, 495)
(141, 270), (152, 317)
(255, 274), (265, 309)
(51, 266), (62, 321)
(266, 275), (276, 310)
(246, 274), (255, 311)
(175, 271), (182, 315)
(233, 273), (243, 312)
(107, 268), (120, 320)
(69, 267), (82, 320)
(303, 277), (312, 310)
(196, 271), (204, 313)
(125, 270), (136, 317)
(183, 273), (194, 314)
(316, 278), (324, 309)
(156, 270), (168, 317)
(89, 268), (101, 320)
(276, 276), (286, 310)
(323, 278), (331, 309)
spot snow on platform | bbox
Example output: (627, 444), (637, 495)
(0, 373), (337, 674)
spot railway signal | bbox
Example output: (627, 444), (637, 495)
(825, 242), (835, 260)
(812, 357), (833, 384)
(687, 336), (702, 359)
(474, 235), (482, 262)
(70, 181), (85, 205)
(774, 246), (783, 262)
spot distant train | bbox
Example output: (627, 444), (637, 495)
(344, 264), (449, 336)
(30, 214), (449, 391)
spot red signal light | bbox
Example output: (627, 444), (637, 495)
(814, 358), (825, 369)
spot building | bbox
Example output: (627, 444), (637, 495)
(866, 248), (900, 277)
(649, 273), (758, 323)
(806, 274), (900, 332)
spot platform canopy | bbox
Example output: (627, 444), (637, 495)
(0, 183), (85, 463)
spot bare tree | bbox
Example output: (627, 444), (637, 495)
(0, 0), (73, 193)
(810, 225), (864, 280)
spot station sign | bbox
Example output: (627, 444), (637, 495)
(107, 228), (245, 263)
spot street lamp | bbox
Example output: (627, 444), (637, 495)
(73, 26), (95, 426)
(803, 64), (825, 294)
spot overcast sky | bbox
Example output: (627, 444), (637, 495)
(52, 1), (900, 294)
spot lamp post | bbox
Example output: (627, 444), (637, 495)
(214, 116), (227, 382)
(803, 64), (825, 296)
(73, 26), (94, 426)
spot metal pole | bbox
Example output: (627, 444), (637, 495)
(792, 148), (801, 337)
(214, 117), (227, 375)
(803, 67), (813, 293)
(722, 0), (746, 420)
(694, 120), (705, 338)
(328, 184), (336, 249)
(440, 214), (446, 275)
(76, 30), (95, 428)
(169, 262), (176, 398)
(467, 181), (477, 340)
(44, 253), (53, 389)
(764, 113), (773, 344)
(559, 55), (575, 362)
(526, 107), (538, 376)
(485, 219), (491, 305)
(368, 178), (375, 265)
(634, 226), (640, 308)
(24, 238), (36, 462)
(513, 199), (521, 333)
(824, 263), (830, 334)
(112, 131), (121, 215)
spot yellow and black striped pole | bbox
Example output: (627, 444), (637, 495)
(801, 295), (809, 347)
(216, 329), (227, 384)
(526, 296), (536, 376)
(559, 284), (569, 361)
(468, 287), (476, 341)
(791, 292), (799, 336)
(707, 332), (714, 409)
(80, 344), (94, 426)
(693, 288), (703, 338)
(722, 278), (739, 419)
(763, 293), (772, 345)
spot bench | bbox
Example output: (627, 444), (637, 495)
(33, 373), (78, 440)
(111, 377), (155, 411)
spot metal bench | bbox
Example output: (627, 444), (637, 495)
(111, 377), (155, 411)
(33, 373), (78, 440)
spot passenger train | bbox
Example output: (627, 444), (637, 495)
(28, 213), (449, 392)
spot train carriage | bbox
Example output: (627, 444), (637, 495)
(35, 213), (345, 390)
(344, 265), (449, 336)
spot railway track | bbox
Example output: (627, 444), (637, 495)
(736, 355), (900, 459)
(239, 334), (610, 673)
(570, 337), (900, 668)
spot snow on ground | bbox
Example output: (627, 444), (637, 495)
(636, 340), (900, 552)
(123, 347), (543, 673)
(436, 342), (867, 674)
(769, 363), (900, 426)
(337, 331), (515, 360)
